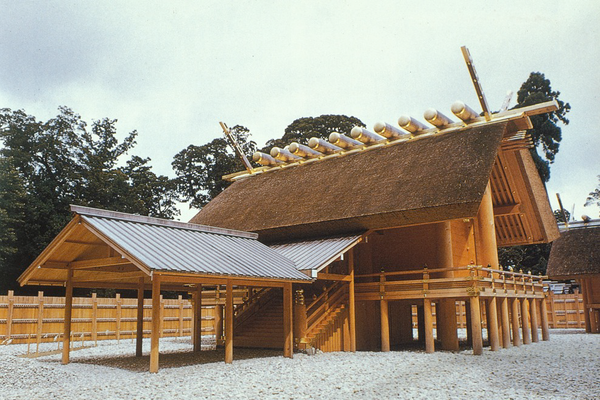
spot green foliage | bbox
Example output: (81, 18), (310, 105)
(261, 114), (365, 151)
(172, 125), (256, 209)
(0, 107), (179, 293)
(553, 208), (571, 223)
(515, 72), (570, 182)
(584, 175), (600, 217)
(498, 243), (552, 276)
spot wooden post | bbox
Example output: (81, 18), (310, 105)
(6, 290), (14, 339)
(540, 296), (550, 341)
(92, 292), (98, 345)
(225, 280), (233, 364)
(380, 299), (390, 352)
(294, 289), (308, 350)
(423, 299), (435, 353)
(136, 278), (144, 357)
(510, 299), (521, 346)
(214, 304), (223, 345)
(465, 301), (472, 346)
(530, 299), (540, 343)
(438, 299), (459, 351)
(342, 308), (351, 351)
(283, 282), (293, 358)
(115, 293), (122, 342)
(500, 297), (511, 348)
(475, 184), (500, 270)
(348, 249), (356, 352)
(62, 268), (74, 365)
(36, 291), (44, 353)
(487, 298), (500, 351)
(159, 295), (164, 338)
(150, 275), (161, 373)
(580, 279), (591, 332)
(549, 292), (557, 328)
(469, 296), (483, 355)
(193, 284), (203, 352)
(178, 295), (184, 337)
(417, 305), (425, 343)
(521, 298), (531, 345)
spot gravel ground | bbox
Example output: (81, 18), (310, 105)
(0, 329), (598, 400)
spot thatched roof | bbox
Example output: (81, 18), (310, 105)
(191, 122), (506, 241)
(547, 224), (600, 278)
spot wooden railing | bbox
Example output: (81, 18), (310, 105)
(233, 288), (275, 330)
(355, 265), (546, 300)
(305, 282), (348, 352)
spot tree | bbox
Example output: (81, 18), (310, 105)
(514, 72), (571, 182)
(0, 107), (179, 293)
(172, 125), (256, 209)
(584, 175), (600, 217)
(261, 114), (365, 151)
(553, 208), (571, 223)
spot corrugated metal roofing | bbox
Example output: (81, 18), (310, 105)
(78, 211), (310, 281)
(269, 235), (363, 272)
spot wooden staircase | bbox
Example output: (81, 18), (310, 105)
(304, 282), (349, 352)
(234, 288), (284, 349)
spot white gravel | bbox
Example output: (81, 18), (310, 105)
(0, 330), (598, 400)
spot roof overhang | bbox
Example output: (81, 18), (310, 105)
(18, 206), (312, 290)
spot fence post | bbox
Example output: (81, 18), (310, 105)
(159, 295), (164, 338)
(36, 291), (44, 353)
(178, 295), (184, 337)
(549, 292), (557, 328)
(6, 290), (14, 339)
(92, 293), (98, 345)
(116, 293), (122, 342)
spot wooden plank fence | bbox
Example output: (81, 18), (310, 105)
(0, 290), (246, 345)
(1, 291), (585, 346)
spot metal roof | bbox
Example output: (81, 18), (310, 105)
(269, 235), (363, 272)
(76, 207), (310, 281)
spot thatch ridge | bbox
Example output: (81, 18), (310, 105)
(191, 122), (507, 241)
(547, 226), (600, 278)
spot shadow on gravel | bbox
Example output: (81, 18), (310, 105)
(72, 348), (283, 372)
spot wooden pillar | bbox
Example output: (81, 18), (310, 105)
(136, 278), (144, 357)
(193, 284), (203, 352)
(521, 298), (531, 345)
(438, 299), (459, 351)
(469, 296), (483, 355)
(36, 291), (44, 353)
(500, 297), (511, 348)
(91, 292), (98, 345)
(214, 304), (223, 345)
(150, 275), (161, 373)
(475, 183), (500, 269)
(348, 249), (356, 352)
(225, 280), (233, 364)
(530, 298), (540, 343)
(294, 289), (308, 350)
(487, 298), (500, 351)
(580, 279), (591, 332)
(540, 296), (550, 341)
(423, 299), (435, 354)
(510, 299), (521, 347)
(416, 305), (425, 343)
(115, 293), (122, 342)
(465, 301), (473, 346)
(380, 300), (390, 352)
(62, 269), (74, 365)
(283, 283), (293, 358)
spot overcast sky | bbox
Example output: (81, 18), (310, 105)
(1, 1), (598, 221)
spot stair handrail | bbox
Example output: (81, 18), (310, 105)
(306, 284), (347, 335)
(233, 288), (274, 329)
(306, 281), (343, 315)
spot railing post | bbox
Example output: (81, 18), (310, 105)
(36, 291), (44, 353)
(6, 290), (14, 339)
(116, 293), (122, 342)
(379, 269), (390, 352)
(422, 265), (429, 294)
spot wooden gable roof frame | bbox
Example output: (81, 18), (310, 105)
(18, 206), (312, 372)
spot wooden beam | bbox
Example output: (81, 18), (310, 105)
(73, 271), (146, 283)
(493, 203), (521, 216)
(225, 280), (234, 364)
(136, 278), (144, 357)
(64, 239), (106, 246)
(423, 299), (435, 353)
(317, 272), (352, 282)
(62, 268), (73, 365)
(469, 297), (483, 355)
(283, 283), (293, 358)
(150, 275), (161, 373)
(68, 256), (131, 269)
